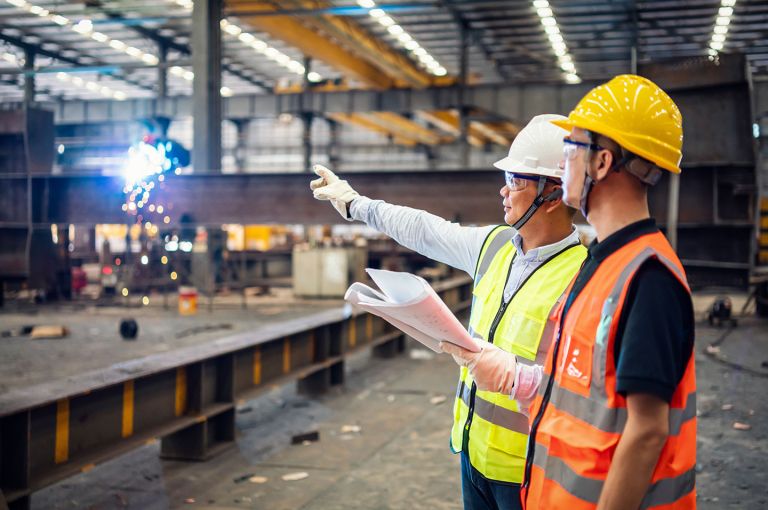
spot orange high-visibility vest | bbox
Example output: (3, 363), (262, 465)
(522, 231), (697, 509)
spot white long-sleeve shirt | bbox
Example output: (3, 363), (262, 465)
(350, 196), (581, 301)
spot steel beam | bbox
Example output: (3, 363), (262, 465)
(269, 0), (440, 88)
(192, 0), (223, 174)
(0, 170), (507, 226)
(326, 113), (420, 146)
(366, 112), (446, 145)
(50, 82), (597, 125)
(232, 1), (399, 89)
(417, 110), (484, 147)
(416, 110), (511, 147)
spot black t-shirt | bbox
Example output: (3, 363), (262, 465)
(561, 219), (694, 403)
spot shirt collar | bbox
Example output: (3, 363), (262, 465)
(588, 218), (659, 262)
(512, 227), (581, 262)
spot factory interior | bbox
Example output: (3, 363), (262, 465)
(1, 0), (768, 509)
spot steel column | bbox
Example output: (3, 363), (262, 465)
(302, 57), (313, 173)
(157, 43), (168, 100)
(191, 0), (222, 174)
(458, 24), (470, 170)
(22, 48), (34, 106)
(666, 172), (680, 250)
(232, 119), (251, 173)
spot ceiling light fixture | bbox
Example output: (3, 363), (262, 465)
(708, 0), (737, 58)
(358, 0), (447, 76)
(532, 0), (579, 84)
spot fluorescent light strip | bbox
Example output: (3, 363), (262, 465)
(356, 0), (446, 76)
(708, 0), (737, 57)
(9, 1), (161, 70)
(532, 0), (579, 83)
(0, 18), (130, 101)
(221, 18), (319, 80)
(55, 71), (127, 100)
(4, 0), (243, 97)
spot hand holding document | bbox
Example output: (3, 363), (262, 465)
(344, 269), (482, 354)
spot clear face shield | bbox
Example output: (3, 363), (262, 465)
(561, 137), (602, 213)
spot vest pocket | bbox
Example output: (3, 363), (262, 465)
(496, 311), (546, 361)
(469, 280), (500, 339)
(557, 331), (593, 397)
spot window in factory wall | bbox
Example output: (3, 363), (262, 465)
(95, 224), (129, 253)
(223, 224), (245, 251)
(221, 224), (290, 252)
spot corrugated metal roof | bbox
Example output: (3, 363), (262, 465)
(0, 0), (764, 103)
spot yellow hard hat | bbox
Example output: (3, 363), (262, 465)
(551, 74), (683, 173)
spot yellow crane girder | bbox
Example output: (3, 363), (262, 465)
(326, 113), (419, 146)
(228, 0), (449, 89)
(416, 110), (513, 148)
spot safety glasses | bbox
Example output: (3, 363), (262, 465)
(562, 137), (603, 161)
(504, 172), (558, 191)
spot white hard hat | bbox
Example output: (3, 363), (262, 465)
(493, 114), (569, 179)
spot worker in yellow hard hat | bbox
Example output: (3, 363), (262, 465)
(442, 75), (697, 509)
(311, 114), (587, 510)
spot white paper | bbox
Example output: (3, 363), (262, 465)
(344, 269), (481, 354)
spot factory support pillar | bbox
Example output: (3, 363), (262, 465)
(191, 0), (222, 174)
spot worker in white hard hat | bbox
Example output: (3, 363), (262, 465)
(311, 114), (587, 510)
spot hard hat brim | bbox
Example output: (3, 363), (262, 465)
(550, 118), (576, 132)
(549, 117), (682, 174)
(493, 156), (563, 179)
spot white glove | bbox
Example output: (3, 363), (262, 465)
(310, 164), (359, 221)
(510, 363), (543, 405)
(440, 341), (517, 394)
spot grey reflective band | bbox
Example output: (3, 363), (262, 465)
(458, 380), (530, 434)
(550, 386), (696, 435)
(532, 443), (696, 507)
(532, 444), (603, 503)
(593, 246), (690, 394)
(475, 226), (515, 284)
(639, 467), (696, 509)
(535, 293), (567, 365)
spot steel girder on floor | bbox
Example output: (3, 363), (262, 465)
(0, 276), (473, 510)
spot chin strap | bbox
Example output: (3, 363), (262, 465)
(579, 174), (595, 219)
(579, 131), (602, 219)
(511, 177), (563, 230)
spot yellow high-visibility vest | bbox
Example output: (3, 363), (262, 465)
(450, 225), (586, 484)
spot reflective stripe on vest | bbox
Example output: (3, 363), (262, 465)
(523, 232), (696, 509)
(530, 444), (696, 508)
(450, 226), (586, 484)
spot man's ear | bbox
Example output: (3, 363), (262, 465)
(591, 149), (615, 181)
(542, 186), (563, 213)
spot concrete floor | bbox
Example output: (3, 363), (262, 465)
(8, 292), (768, 509)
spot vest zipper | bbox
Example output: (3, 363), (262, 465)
(522, 251), (588, 499)
(462, 257), (516, 454)
(463, 242), (581, 456)
(522, 311), (566, 493)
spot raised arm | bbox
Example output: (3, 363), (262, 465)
(311, 165), (496, 275)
